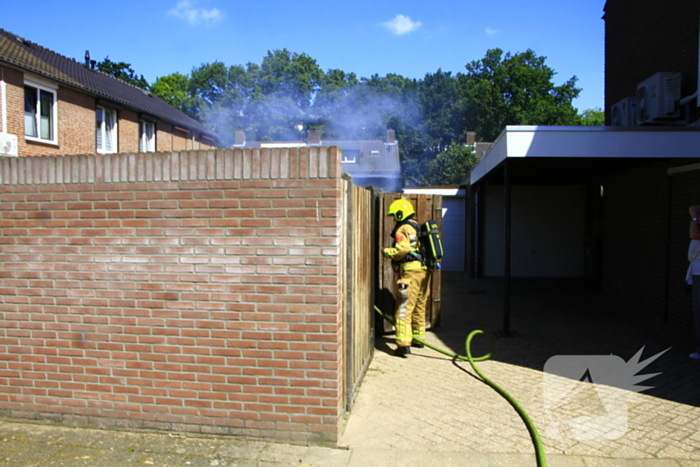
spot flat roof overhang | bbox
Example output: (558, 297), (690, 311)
(469, 126), (700, 185)
(403, 187), (467, 196)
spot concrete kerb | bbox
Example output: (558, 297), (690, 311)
(0, 420), (697, 466)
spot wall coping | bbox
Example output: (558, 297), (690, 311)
(0, 147), (341, 185)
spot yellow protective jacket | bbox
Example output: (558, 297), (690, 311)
(384, 221), (425, 271)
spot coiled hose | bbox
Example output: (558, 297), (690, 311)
(373, 305), (547, 467)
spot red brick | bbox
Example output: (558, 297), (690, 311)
(0, 148), (344, 445)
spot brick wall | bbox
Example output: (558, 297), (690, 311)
(156, 123), (173, 153)
(0, 147), (346, 445)
(118, 109), (139, 153)
(1, 67), (23, 137)
(666, 168), (700, 338)
(56, 88), (96, 154)
(173, 129), (190, 151)
(602, 160), (700, 344)
(605, 0), (699, 123)
(602, 162), (670, 314)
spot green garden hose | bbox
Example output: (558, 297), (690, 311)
(373, 305), (547, 467)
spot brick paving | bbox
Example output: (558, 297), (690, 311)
(341, 273), (700, 465)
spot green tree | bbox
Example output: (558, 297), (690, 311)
(360, 74), (428, 186)
(143, 47), (585, 186)
(311, 72), (424, 142)
(419, 70), (464, 154)
(310, 69), (360, 137)
(315, 69), (359, 110)
(150, 72), (198, 117)
(174, 62), (266, 143)
(422, 143), (479, 186)
(579, 108), (604, 126)
(259, 49), (324, 111)
(218, 50), (322, 140)
(97, 57), (149, 89)
(459, 48), (581, 141)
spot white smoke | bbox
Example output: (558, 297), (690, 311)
(202, 82), (423, 145)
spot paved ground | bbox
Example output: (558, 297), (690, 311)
(2, 272), (700, 466)
(342, 273), (700, 466)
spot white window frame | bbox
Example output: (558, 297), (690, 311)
(96, 106), (118, 154)
(24, 77), (58, 145)
(341, 148), (359, 164)
(139, 121), (156, 152)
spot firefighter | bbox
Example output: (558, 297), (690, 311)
(382, 199), (432, 357)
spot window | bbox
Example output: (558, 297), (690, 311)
(341, 149), (360, 164)
(139, 121), (155, 152)
(96, 106), (117, 153)
(24, 82), (57, 143)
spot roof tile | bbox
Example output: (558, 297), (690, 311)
(0, 29), (217, 139)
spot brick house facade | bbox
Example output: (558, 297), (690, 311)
(602, 0), (700, 338)
(604, 0), (700, 124)
(0, 29), (218, 158)
(0, 147), (347, 445)
(601, 160), (698, 336)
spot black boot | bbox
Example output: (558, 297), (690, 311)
(411, 341), (424, 348)
(394, 346), (411, 358)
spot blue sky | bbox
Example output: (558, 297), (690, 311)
(2, 0), (605, 112)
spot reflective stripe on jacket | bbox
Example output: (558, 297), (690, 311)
(386, 222), (424, 269)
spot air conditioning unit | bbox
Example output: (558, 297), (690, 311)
(611, 97), (637, 126)
(636, 72), (682, 124)
(0, 133), (18, 157)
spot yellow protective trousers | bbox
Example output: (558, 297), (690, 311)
(394, 264), (431, 347)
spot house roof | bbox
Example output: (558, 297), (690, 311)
(469, 125), (700, 185)
(0, 29), (217, 139)
(473, 142), (493, 159)
(323, 140), (401, 177)
(242, 139), (402, 177)
(403, 186), (466, 196)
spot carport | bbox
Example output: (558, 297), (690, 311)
(467, 125), (700, 336)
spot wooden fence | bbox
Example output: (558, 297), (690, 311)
(342, 177), (377, 411)
(377, 193), (443, 334)
(341, 183), (443, 410)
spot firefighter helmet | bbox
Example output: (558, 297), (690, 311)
(387, 199), (415, 222)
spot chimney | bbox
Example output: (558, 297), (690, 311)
(386, 129), (397, 144)
(84, 50), (90, 67)
(234, 131), (246, 147)
(307, 129), (321, 145)
(466, 131), (476, 146)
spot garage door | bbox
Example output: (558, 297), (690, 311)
(441, 196), (465, 271)
(482, 185), (585, 277)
